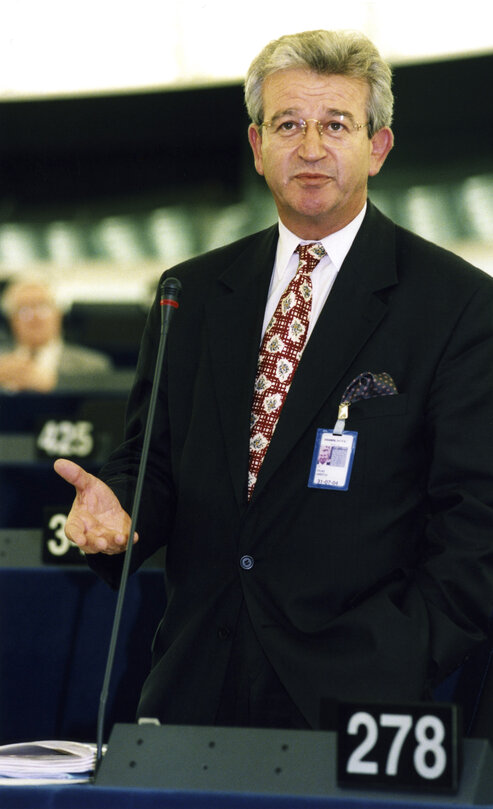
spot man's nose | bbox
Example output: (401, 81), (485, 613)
(297, 121), (326, 160)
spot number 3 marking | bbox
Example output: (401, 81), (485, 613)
(47, 513), (70, 556)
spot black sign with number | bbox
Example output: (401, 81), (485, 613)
(42, 507), (86, 565)
(35, 417), (97, 460)
(336, 701), (461, 793)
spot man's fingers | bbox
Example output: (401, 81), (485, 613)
(64, 507), (137, 555)
(66, 517), (128, 555)
(63, 510), (104, 548)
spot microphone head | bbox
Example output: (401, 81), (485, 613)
(160, 277), (182, 306)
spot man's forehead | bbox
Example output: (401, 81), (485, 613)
(262, 69), (369, 111)
(12, 284), (53, 306)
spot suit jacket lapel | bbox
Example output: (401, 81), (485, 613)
(252, 203), (399, 500)
(205, 226), (278, 509)
(202, 205), (400, 507)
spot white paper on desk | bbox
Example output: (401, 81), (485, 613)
(0, 740), (96, 779)
(0, 775), (91, 785)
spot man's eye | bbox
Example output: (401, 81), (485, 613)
(277, 120), (299, 133)
(326, 120), (347, 133)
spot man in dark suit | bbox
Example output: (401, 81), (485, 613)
(55, 29), (493, 729)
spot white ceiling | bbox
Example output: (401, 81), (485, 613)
(1, 0), (492, 100)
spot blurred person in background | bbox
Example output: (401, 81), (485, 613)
(0, 277), (113, 392)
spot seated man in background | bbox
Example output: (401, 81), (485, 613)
(0, 278), (113, 392)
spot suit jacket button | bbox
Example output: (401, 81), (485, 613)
(217, 626), (231, 640)
(240, 554), (254, 570)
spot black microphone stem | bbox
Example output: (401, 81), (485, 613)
(95, 277), (181, 767)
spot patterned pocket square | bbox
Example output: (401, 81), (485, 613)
(341, 371), (398, 406)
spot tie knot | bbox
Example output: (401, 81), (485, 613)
(296, 242), (326, 272)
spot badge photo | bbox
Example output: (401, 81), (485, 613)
(308, 428), (358, 491)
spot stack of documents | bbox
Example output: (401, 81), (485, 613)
(0, 740), (97, 784)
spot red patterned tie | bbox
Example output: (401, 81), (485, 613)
(248, 242), (327, 499)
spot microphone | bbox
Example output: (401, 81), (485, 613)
(160, 276), (181, 317)
(95, 275), (182, 766)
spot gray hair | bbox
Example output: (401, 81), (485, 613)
(244, 29), (393, 137)
(1, 277), (56, 316)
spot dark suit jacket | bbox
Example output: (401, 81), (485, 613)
(91, 202), (493, 728)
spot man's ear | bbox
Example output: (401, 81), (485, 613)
(248, 123), (265, 176)
(369, 127), (394, 177)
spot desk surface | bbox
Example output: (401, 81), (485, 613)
(0, 782), (491, 809)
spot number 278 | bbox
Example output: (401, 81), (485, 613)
(346, 711), (447, 780)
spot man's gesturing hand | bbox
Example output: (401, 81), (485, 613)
(54, 458), (138, 555)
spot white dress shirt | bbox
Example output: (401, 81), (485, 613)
(13, 339), (63, 374)
(261, 203), (367, 340)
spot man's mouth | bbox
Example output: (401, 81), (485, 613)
(294, 172), (331, 184)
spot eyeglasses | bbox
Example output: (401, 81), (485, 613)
(260, 115), (369, 144)
(14, 303), (56, 321)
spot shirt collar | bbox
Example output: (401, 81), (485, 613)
(275, 202), (367, 281)
(16, 338), (63, 361)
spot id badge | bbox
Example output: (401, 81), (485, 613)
(308, 428), (358, 491)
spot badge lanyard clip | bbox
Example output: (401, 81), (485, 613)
(333, 402), (349, 436)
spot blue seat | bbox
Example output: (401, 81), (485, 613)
(0, 565), (166, 743)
